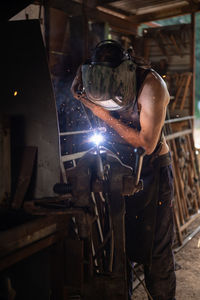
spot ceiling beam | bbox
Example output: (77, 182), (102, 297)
(97, 4), (130, 17)
(46, 0), (200, 31)
(48, 0), (137, 35)
(127, 3), (200, 23)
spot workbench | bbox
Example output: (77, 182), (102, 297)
(0, 207), (83, 300)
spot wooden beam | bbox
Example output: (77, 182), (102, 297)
(78, 8), (136, 34)
(180, 211), (200, 232)
(96, 4), (130, 18)
(166, 129), (193, 141)
(0, 215), (69, 258)
(127, 3), (200, 23)
(0, 228), (68, 272)
(48, 0), (137, 35)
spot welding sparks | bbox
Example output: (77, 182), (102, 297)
(90, 133), (104, 146)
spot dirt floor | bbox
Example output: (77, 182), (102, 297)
(133, 223), (200, 300)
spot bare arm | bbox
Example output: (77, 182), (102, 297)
(137, 72), (170, 154)
(71, 69), (169, 155)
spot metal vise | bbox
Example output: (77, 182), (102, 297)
(53, 146), (145, 300)
(53, 146), (145, 208)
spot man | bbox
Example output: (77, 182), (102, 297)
(71, 40), (176, 300)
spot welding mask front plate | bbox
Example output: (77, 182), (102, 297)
(81, 60), (137, 111)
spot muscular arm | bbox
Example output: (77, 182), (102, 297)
(71, 69), (169, 155)
(134, 72), (170, 154)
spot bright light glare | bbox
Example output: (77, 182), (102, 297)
(90, 133), (104, 146)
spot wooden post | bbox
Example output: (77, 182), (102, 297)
(191, 13), (196, 119)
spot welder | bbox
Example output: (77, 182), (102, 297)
(71, 40), (176, 300)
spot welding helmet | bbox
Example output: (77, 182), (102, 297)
(81, 40), (137, 111)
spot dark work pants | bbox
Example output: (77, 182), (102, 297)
(126, 162), (176, 300)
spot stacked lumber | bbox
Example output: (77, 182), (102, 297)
(164, 116), (200, 245)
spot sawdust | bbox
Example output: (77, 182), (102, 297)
(133, 225), (200, 300)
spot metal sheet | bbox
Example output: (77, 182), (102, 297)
(1, 20), (60, 199)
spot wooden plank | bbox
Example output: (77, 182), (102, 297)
(165, 115), (200, 246)
(24, 201), (84, 215)
(171, 139), (189, 220)
(169, 142), (185, 226)
(171, 74), (185, 111)
(180, 211), (200, 232)
(164, 116), (194, 124)
(181, 135), (199, 213)
(0, 228), (68, 272)
(0, 223), (56, 257)
(166, 129), (192, 141)
(169, 33), (182, 56)
(180, 73), (192, 110)
(187, 134), (200, 206)
(173, 196), (183, 245)
(172, 159), (184, 226)
(12, 146), (37, 209)
(0, 215), (70, 257)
